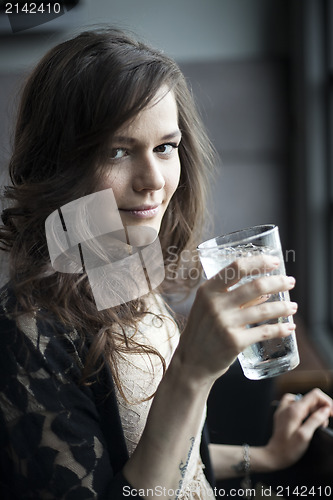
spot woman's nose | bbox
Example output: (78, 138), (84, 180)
(133, 153), (165, 192)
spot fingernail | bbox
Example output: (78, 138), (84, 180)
(289, 302), (298, 312)
(286, 323), (296, 331)
(271, 257), (280, 266)
(287, 276), (296, 286)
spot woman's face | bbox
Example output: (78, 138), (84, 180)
(100, 88), (181, 235)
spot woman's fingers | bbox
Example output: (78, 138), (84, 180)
(300, 406), (332, 440)
(277, 392), (300, 410)
(235, 299), (298, 327)
(275, 388), (333, 430)
(296, 388), (333, 417)
(205, 255), (295, 308)
(231, 274), (295, 309)
(236, 321), (296, 351)
(207, 254), (280, 292)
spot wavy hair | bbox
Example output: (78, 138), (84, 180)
(0, 27), (216, 398)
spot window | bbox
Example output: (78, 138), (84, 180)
(290, 0), (333, 365)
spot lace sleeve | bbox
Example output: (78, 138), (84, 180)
(0, 304), (139, 499)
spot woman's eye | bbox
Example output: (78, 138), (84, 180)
(110, 148), (128, 160)
(154, 143), (178, 155)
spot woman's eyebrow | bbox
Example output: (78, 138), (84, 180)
(112, 130), (182, 145)
(160, 130), (182, 141)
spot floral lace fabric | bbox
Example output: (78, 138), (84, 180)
(178, 460), (215, 500)
(115, 295), (215, 499)
(0, 287), (119, 498)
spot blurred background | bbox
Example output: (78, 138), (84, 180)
(0, 0), (332, 490)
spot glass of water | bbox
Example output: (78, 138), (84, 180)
(197, 224), (300, 380)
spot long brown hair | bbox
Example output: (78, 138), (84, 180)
(0, 27), (216, 397)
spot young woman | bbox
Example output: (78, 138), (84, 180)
(0, 28), (332, 499)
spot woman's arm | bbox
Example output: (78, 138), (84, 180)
(123, 355), (213, 496)
(209, 388), (333, 481)
(123, 255), (298, 496)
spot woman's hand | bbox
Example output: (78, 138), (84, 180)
(262, 388), (333, 471)
(209, 388), (333, 480)
(175, 255), (297, 383)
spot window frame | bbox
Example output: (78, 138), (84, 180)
(290, 0), (333, 365)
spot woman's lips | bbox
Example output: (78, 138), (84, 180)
(120, 205), (161, 219)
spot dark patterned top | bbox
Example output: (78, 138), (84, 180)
(0, 286), (137, 499)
